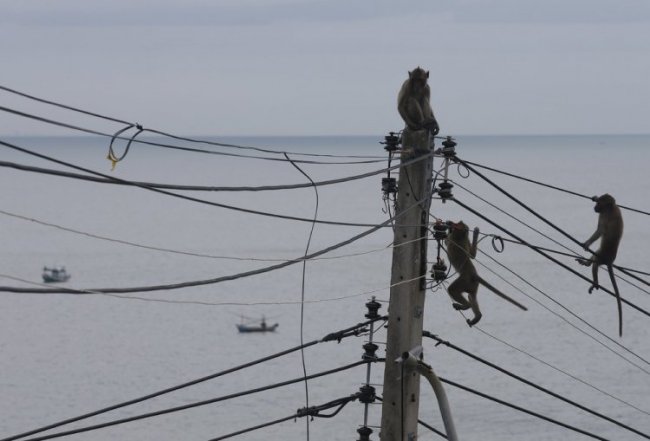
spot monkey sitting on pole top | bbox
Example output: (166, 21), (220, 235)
(397, 67), (440, 135)
(576, 193), (624, 336)
(445, 221), (527, 326)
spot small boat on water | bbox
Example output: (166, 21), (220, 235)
(236, 317), (278, 333)
(42, 266), (71, 283)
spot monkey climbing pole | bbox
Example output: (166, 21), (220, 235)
(379, 129), (435, 441)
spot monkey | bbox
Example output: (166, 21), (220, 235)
(397, 67), (440, 135)
(445, 221), (528, 326)
(576, 193), (624, 336)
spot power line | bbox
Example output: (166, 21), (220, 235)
(0, 317), (383, 441)
(206, 393), (361, 441)
(0, 84), (384, 160)
(439, 377), (611, 441)
(283, 151), (319, 441)
(472, 249), (650, 374)
(465, 324), (650, 417)
(0, 138), (383, 227)
(477, 232), (650, 292)
(423, 332), (650, 438)
(461, 159), (650, 216)
(0, 192), (434, 295)
(0, 155), (422, 192)
(0, 208), (396, 263)
(15, 361), (372, 441)
(0, 105), (383, 165)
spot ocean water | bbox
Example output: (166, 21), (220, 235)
(0, 134), (648, 441)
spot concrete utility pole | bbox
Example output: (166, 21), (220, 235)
(380, 129), (435, 441)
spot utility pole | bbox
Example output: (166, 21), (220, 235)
(380, 129), (435, 441)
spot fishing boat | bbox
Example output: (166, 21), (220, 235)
(42, 266), (71, 283)
(236, 317), (278, 333)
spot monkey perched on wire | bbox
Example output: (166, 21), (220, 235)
(445, 221), (527, 326)
(397, 67), (440, 135)
(576, 193), (624, 336)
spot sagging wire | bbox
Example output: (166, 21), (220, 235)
(0, 317), (386, 441)
(0, 144), (445, 192)
(0, 105), (382, 165)
(283, 152), (319, 441)
(0, 202), (406, 295)
(0, 84), (386, 161)
(0, 137), (380, 228)
(423, 332), (650, 439)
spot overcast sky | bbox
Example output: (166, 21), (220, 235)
(1, 0), (649, 136)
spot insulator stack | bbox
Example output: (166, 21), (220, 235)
(438, 181), (454, 200)
(431, 259), (448, 282)
(441, 136), (457, 158)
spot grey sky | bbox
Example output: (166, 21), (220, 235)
(1, 0), (649, 136)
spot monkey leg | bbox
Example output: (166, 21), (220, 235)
(607, 265), (623, 337)
(466, 291), (482, 326)
(447, 279), (472, 312)
(588, 262), (600, 294)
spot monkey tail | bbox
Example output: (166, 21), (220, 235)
(607, 265), (623, 337)
(477, 277), (528, 311)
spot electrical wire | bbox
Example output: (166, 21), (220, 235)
(423, 332), (650, 438)
(476, 232), (649, 293)
(0, 105), (385, 165)
(283, 152), (318, 441)
(0, 149), (434, 192)
(0, 191), (434, 295)
(450, 177), (584, 265)
(0, 317), (384, 441)
(461, 159), (650, 216)
(0, 138), (384, 228)
(0, 84), (385, 160)
(471, 249), (650, 374)
(455, 158), (629, 261)
(464, 324), (650, 416)
(206, 393), (361, 441)
(439, 377), (611, 441)
(14, 361), (372, 441)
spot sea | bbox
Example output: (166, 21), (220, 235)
(0, 134), (648, 441)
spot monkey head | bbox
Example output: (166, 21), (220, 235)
(592, 193), (616, 213)
(448, 220), (469, 240)
(408, 67), (429, 93)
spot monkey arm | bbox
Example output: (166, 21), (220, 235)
(470, 227), (479, 259)
(583, 228), (601, 250)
